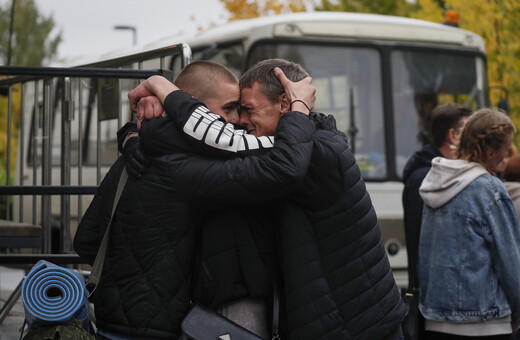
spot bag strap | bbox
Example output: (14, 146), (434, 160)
(87, 167), (128, 290)
(271, 284), (280, 340)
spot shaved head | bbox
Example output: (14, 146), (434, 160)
(174, 61), (240, 123)
(174, 61), (238, 103)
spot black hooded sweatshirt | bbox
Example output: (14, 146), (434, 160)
(401, 144), (442, 288)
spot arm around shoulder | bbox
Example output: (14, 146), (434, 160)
(168, 112), (315, 208)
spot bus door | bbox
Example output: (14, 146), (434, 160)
(390, 47), (488, 175)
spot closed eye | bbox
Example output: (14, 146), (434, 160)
(223, 103), (238, 113)
(239, 106), (251, 114)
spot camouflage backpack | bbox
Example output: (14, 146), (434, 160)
(22, 322), (97, 340)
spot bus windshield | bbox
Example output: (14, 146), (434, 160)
(248, 42), (486, 180)
(391, 49), (486, 176)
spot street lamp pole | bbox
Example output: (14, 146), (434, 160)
(6, 0), (16, 65)
(113, 25), (137, 46)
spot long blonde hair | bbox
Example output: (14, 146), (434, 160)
(456, 108), (515, 174)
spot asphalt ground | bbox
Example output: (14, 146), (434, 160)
(0, 266), (26, 340)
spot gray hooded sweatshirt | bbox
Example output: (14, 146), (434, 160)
(505, 181), (520, 218)
(419, 157), (488, 208)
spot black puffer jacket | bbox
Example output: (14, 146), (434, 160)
(74, 105), (315, 339)
(278, 112), (405, 339)
(191, 208), (277, 310)
(153, 92), (406, 339)
(138, 118), (279, 311)
(75, 155), (200, 339)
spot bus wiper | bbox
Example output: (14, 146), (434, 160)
(198, 43), (220, 61)
(348, 87), (358, 153)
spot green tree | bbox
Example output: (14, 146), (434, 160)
(0, 0), (62, 66)
(0, 0), (60, 176)
(0, 0), (60, 216)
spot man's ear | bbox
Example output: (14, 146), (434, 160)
(280, 93), (290, 114)
(447, 127), (459, 145)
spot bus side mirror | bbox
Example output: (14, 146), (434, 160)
(0, 85), (9, 96)
(498, 98), (509, 114)
(489, 85), (509, 115)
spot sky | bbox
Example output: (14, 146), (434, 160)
(28, 0), (229, 62)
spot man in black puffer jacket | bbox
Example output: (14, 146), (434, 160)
(131, 59), (406, 339)
(74, 62), (316, 340)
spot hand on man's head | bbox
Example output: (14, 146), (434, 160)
(274, 67), (316, 115)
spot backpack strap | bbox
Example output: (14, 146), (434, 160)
(87, 167), (128, 292)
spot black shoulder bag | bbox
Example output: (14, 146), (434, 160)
(181, 286), (281, 340)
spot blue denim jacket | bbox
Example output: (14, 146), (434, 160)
(419, 171), (520, 329)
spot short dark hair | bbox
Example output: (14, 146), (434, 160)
(239, 59), (309, 102)
(504, 154), (520, 182)
(174, 61), (237, 102)
(429, 103), (472, 148)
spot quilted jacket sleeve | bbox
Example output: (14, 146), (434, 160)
(140, 91), (275, 158)
(154, 110), (315, 209)
(116, 121), (138, 153)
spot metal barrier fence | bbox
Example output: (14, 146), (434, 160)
(0, 43), (191, 259)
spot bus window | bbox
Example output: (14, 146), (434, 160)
(391, 50), (486, 177)
(249, 43), (386, 179)
(191, 43), (244, 78)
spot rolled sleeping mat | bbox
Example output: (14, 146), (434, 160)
(21, 259), (89, 325)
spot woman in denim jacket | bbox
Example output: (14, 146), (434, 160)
(418, 108), (520, 339)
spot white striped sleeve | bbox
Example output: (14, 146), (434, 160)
(183, 105), (274, 153)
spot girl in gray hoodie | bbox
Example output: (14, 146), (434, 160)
(418, 108), (520, 339)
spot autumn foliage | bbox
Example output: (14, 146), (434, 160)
(221, 0), (305, 20)
(409, 0), (520, 131)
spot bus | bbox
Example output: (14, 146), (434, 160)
(2, 12), (490, 285)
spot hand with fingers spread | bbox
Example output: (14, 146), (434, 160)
(274, 67), (316, 115)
